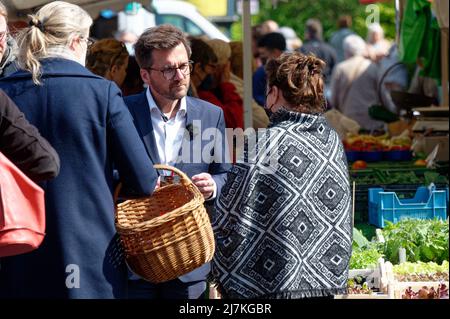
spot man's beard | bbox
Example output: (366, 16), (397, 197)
(168, 80), (188, 99)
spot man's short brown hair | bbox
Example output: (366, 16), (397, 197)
(134, 24), (192, 69)
(265, 52), (326, 114)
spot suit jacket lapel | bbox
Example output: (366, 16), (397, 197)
(132, 93), (161, 165)
(175, 97), (199, 172)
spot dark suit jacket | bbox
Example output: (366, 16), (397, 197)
(0, 58), (158, 298)
(125, 92), (231, 282)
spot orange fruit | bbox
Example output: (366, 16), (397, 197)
(352, 160), (368, 170)
(414, 159), (427, 166)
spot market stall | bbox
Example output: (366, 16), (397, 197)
(338, 0), (450, 300)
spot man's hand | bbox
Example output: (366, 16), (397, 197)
(192, 173), (216, 199)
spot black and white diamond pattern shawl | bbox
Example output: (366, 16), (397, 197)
(210, 110), (353, 299)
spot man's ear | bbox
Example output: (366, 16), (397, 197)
(140, 68), (150, 84)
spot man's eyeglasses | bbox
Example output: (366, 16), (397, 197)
(146, 61), (194, 80)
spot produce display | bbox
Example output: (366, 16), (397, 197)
(380, 219), (449, 265)
(393, 261), (449, 282)
(344, 133), (411, 152)
(344, 132), (413, 162)
(402, 283), (448, 299)
(349, 167), (448, 185)
(350, 247), (383, 270)
(349, 219), (450, 299)
(347, 277), (374, 295)
(350, 228), (383, 269)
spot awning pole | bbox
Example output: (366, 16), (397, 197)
(441, 28), (449, 107)
(242, 0), (253, 128)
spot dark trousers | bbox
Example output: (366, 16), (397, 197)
(127, 278), (207, 299)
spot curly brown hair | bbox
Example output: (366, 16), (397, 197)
(86, 38), (128, 77)
(265, 52), (326, 114)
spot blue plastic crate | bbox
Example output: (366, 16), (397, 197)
(368, 185), (448, 228)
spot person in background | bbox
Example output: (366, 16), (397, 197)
(278, 26), (302, 52)
(377, 45), (409, 115)
(260, 19), (279, 35)
(408, 63), (440, 104)
(253, 32), (286, 108)
(228, 41), (269, 129)
(120, 55), (145, 96)
(0, 1), (19, 77)
(366, 23), (391, 62)
(0, 1), (158, 299)
(86, 38), (129, 87)
(329, 15), (354, 63)
(206, 39), (266, 162)
(330, 34), (383, 131)
(211, 52), (352, 299)
(115, 29), (138, 56)
(1, 89), (60, 182)
(251, 24), (264, 69)
(299, 19), (337, 85)
(190, 37), (243, 130)
(229, 41), (244, 80)
(206, 38), (244, 130)
(124, 24), (231, 299)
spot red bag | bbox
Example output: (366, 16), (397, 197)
(0, 151), (46, 257)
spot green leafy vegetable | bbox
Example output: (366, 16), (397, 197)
(353, 228), (370, 249)
(380, 219), (449, 264)
(350, 246), (383, 269)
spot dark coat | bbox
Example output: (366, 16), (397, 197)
(0, 58), (158, 298)
(299, 39), (337, 83)
(0, 89), (60, 182)
(124, 92), (231, 284)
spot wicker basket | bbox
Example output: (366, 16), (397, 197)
(114, 164), (215, 283)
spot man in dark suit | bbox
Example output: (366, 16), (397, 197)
(124, 24), (231, 299)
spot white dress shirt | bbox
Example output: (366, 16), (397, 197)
(146, 88), (187, 167)
(146, 88), (216, 199)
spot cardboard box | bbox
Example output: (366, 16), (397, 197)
(423, 135), (449, 161)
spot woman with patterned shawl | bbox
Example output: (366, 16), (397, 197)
(210, 52), (352, 299)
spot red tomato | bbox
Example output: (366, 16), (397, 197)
(352, 160), (368, 170)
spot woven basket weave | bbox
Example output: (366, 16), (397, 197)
(114, 164), (215, 283)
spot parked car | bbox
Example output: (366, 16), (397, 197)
(153, 0), (229, 41)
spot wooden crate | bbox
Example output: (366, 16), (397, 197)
(335, 293), (389, 299)
(384, 261), (449, 299)
(336, 258), (389, 299)
(388, 280), (449, 299)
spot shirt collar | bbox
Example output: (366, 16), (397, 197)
(146, 87), (187, 118)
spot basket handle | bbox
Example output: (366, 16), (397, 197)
(113, 164), (192, 204)
(153, 164), (192, 185)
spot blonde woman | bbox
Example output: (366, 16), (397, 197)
(86, 38), (129, 87)
(0, 1), (158, 298)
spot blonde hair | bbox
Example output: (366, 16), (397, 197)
(17, 1), (92, 85)
(0, 1), (7, 21)
(206, 39), (231, 66)
(229, 41), (243, 79)
(86, 38), (128, 77)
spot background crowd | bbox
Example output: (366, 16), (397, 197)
(0, 0), (443, 300)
